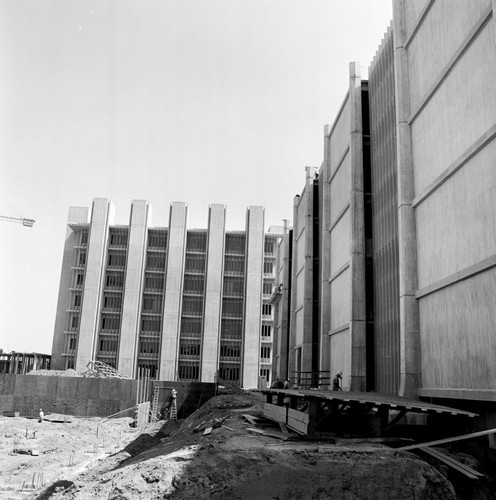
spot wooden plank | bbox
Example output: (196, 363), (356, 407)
(263, 403), (287, 421)
(420, 448), (482, 479)
(287, 407), (309, 424)
(286, 417), (308, 435)
(242, 414), (260, 426)
(246, 427), (289, 440)
(397, 428), (496, 451)
(203, 427), (212, 436)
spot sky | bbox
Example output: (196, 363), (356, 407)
(0, 0), (392, 353)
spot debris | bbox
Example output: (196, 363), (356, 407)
(203, 427), (213, 436)
(193, 417), (225, 433)
(418, 447), (484, 480)
(246, 427), (290, 440)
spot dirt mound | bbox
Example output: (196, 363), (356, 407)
(31, 392), (458, 500)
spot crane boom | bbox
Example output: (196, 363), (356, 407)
(0, 215), (35, 227)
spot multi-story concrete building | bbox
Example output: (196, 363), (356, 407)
(274, 0), (496, 416)
(51, 198), (280, 388)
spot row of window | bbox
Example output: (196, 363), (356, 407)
(142, 294), (163, 313)
(103, 293), (122, 311)
(101, 315), (121, 332)
(261, 346), (271, 360)
(219, 364), (240, 382)
(224, 255), (245, 274)
(183, 275), (205, 294)
(108, 251), (126, 268)
(147, 230), (168, 249)
(179, 342), (201, 357)
(185, 254), (206, 273)
(147, 253), (166, 270)
(186, 232), (207, 252)
(222, 297), (243, 318)
(109, 231), (128, 247)
(99, 337), (118, 353)
(220, 342), (241, 360)
(139, 338), (159, 354)
(178, 363), (200, 381)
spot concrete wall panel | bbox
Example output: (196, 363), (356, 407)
(416, 140), (496, 288)
(407, 0), (490, 109)
(330, 212), (350, 275)
(329, 154), (351, 222)
(412, 20), (496, 193)
(295, 308), (304, 347)
(330, 270), (350, 330)
(404, 0), (430, 39)
(419, 267), (496, 390)
(329, 98), (350, 173)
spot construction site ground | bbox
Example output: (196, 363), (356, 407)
(1, 392), (494, 499)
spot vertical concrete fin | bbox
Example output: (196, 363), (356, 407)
(159, 202), (188, 380)
(75, 198), (113, 372)
(118, 200), (150, 377)
(393, 0), (421, 397)
(242, 206), (265, 388)
(200, 204), (226, 382)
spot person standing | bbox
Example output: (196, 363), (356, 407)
(38, 408), (44, 423)
(332, 372), (343, 391)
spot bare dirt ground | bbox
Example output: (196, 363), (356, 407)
(1, 392), (494, 499)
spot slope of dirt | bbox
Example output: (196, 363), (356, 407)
(29, 392), (462, 500)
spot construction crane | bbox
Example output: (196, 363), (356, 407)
(0, 215), (35, 227)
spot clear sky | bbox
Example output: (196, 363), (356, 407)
(0, 0), (392, 353)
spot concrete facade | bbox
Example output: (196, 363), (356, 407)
(51, 199), (280, 389)
(276, 0), (496, 407)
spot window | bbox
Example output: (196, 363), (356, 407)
(262, 304), (272, 316)
(263, 261), (273, 275)
(80, 231), (89, 245)
(183, 275), (205, 295)
(178, 363), (199, 381)
(76, 273), (84, 287)
(108, 251), (126, 268)
(179, 342), (201, 357)
(66, 358), (75, 370)
(219, 342), (241, 360)
(223, 277), (244, 296)
(225, 234), (245, 254)
(109, 231), (128, 247)
(186, 232), (207, 252)
(261, 346), (271, 360)
(222, 298), (243, 318)
(182, 296), (204, 316)
(74, 294), (81, 308)
(142, 294), (162, 313)
(78, 251), (86, 266)
(184, 254), (206, 273)
(263, 281), (273, 295)
(99, 337), (118, 353)
(218, 365), (240, 383)
(221, 318), (242, 339)
(262, 324), (271, 339)
(103, 293), (122, 311)
(144, 274), (164, 291)
(224, 255), (245, 275)
(70, 315), (79, 330)
(264, 238), (275, 254)
(106, 272), (124, 288)
(141, 317), (161, 333)
(180, 317), (202, 337)
(138, 338), (159, 355)
(146, 253), (166, 270)
(137, 362), (158, 379)
(147, 230), (167, 249)
(101, 315), (120, 332)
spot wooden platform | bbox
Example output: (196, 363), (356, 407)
(261, 389), (477, 436)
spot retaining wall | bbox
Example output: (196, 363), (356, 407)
(0, 374), (215, 418)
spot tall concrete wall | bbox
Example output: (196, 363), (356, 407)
(242, 206), (264, 388)
(368, 27), (401, 395)
(160, 203), (187, 380)
(51, 208), (90, 370)
(118, 201), (150, 377)
(397, 0), (496, 401)
(201, 204), (226, 382)
(76, 199), (114, 372)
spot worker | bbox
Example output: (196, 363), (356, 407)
(38, 408), (44, 423)
(283, 379), (290, 389)
(332, 371), (343, 391)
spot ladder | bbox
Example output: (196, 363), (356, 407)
(170, 398), (177, 421)
(151, 387), (160, 418)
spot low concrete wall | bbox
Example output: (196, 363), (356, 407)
(0, 374), (216, 419)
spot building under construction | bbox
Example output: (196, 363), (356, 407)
(273, 0), (496, 427)
(51, 198), (281, 389)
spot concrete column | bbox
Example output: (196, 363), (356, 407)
(303, 166), (317, 375)
(319, 126), (331, 377)
(349, 62), (367, 392)
(159, 202), (187, 380)
(118, 200), (151, 377)
(76, 199), (114, 372)
(280, 221), (292, 380)
(393, 0), (421, 397)
(200, 204), (226, 382)
(51, 207), (89, 370)
(241, 206), (265, 388)
(288, 196), (300, 382)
